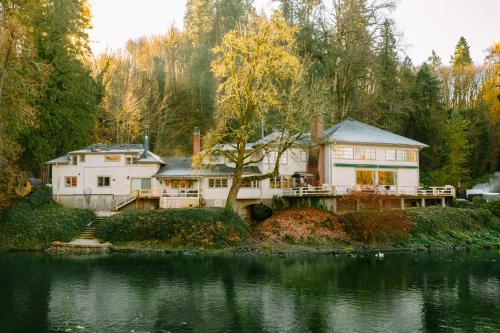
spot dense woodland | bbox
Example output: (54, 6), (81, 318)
(0, 0), (499, 206)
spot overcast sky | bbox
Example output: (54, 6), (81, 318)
(88, 0), (500, 65)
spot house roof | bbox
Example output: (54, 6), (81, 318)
(323, 118), (428, 148)
(46, 155), (70, 165)
(70, 143), (144, 154)
(155, 157), (261, 178)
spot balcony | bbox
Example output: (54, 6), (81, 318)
(282, 185), (456, 198)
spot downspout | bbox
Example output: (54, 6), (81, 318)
(56, 164), (60, 203)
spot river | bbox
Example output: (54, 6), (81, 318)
(0, 250), (499, 332)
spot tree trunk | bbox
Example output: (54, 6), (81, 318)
(225, 141), (245, 211)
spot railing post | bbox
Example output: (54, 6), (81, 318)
(299, 187), (303, 197)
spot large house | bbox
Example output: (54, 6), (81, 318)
(46, 118), (455, 212)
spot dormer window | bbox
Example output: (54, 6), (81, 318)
(71, 155), (78, 165)
(126, 156), (138, 164)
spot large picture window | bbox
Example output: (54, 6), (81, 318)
(269, 176), (291, 189)
(385, 149), (396, 160)
(105, 155), (121, 162)
(241, 179), (260, 188)
(397, 150), (417, 162)
(378, 171), (396, 185)
(333, 147), (354, 159)
(356, 171), (375, 185)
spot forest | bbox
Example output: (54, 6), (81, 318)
(0, 0), (499, 206)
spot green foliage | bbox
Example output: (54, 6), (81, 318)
(271, 194), (286, 211)
(471, 196), (487, 208)
(486, 199), (500, 217)
(0, 202), (92, 250)
(95, 209), (250, 248)
(406, 207), (500, 247)
(25, 186), (53, 208)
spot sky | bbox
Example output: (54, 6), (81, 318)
(88, 0), (500, 65)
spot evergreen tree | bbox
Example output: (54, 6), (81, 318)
(19, 0), (102, 174)
(427, 50), (442, 70)
(451, 36), (472, 67)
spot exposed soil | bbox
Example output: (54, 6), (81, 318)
(257, 208), (348, 242)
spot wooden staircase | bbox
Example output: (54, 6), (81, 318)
(113, 192), (136, 211)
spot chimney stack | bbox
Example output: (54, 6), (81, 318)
(141, 135), (149, 158)
(307, 115), (325, 185)
(193, 127), (201, 156)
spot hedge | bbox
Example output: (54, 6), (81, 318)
(95, 208), (250, 248)
(0, 187), (92, 250)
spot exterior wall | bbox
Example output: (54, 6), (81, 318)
(53, 194), (114, 211)
(326, 143), (421, 190)
(51, 153), (163, 198)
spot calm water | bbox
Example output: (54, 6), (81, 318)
(0, 251), (499, 333)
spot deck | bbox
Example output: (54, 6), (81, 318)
(282, 185), (456, 198)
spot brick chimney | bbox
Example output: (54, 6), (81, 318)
(141, 135), (149, 158)
(193, 127), (201, 156)
(307, 115), (325, 185)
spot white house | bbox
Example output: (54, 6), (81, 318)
(46, 118), (454, 212)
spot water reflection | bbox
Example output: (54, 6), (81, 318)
(0, 251), (498, 332)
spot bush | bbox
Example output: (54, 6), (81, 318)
(339, 210), (411, 244)
(486, 199), (500, 217)
(95, 208), (250, 248)
(0, 202), (92, 250)
(406, 207), (500, 246)
(471, 196), (487, 208)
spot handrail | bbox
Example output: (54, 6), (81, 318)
(283, 185), (455, 197)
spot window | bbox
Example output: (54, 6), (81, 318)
(79, 154), (85, 163)
(355, 148), (376, 160)
(97, 176), (110, 187)
(333, 147), (354, 159)
(266, 151), (287, 164)
(397, 150), (417, 162)
(397, 150), (408, 161)
(385, 149), (396, 161)
(356, 171), (375, 185)
(65, 176), (77, 187)
(269, 176), (291, 189)
(408, 151), (417, 162)
(105, 154), (121, 162)
(241, 179), (260, 188)
(70, 155), (77, 165)
(208, 178), (228, 188)
(126, 156), (137, 164)
(378, 171), (397, 185)
(280, 151), (287, 164)
(299, 151), (308, 162)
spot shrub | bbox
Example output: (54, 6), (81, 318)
(339, 210), (411, 244)
(486, 199), (500, 217)
(406, 207), (500, 246)
(95, 208), (250, 248)
(0, 202), (92, 250)
(471, 196), (487, 208)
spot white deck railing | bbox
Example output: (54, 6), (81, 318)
(282, 185), (455, 197)
(135, 188), (201, 198)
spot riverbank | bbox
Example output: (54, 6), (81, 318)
(99, 206), (500, 255)
(1, 190), (500, 254)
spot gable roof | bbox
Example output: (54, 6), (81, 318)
(323, 118), (428, 148)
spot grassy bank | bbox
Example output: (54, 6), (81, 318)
(95, 208), (250, 248)
(0, 188), (93, 250)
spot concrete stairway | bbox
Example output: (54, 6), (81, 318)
(77, 215), (109, 240)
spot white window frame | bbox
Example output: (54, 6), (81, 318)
(70, 155), (77, 165)
(208, 178), (228, 188)
(355, 148), (376, 160)
(97, 176), (111, 187)
(126, 156), (138, 164)
(241, 179), (260, 188)
(299, 151), (308, 162)
(385, 149), (396, 161)
(269, 176), (291, 189)
(105, 154), (121, 162)
(333, 147), (354, 159)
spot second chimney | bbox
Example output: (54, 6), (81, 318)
(193, 127), (201, 156)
